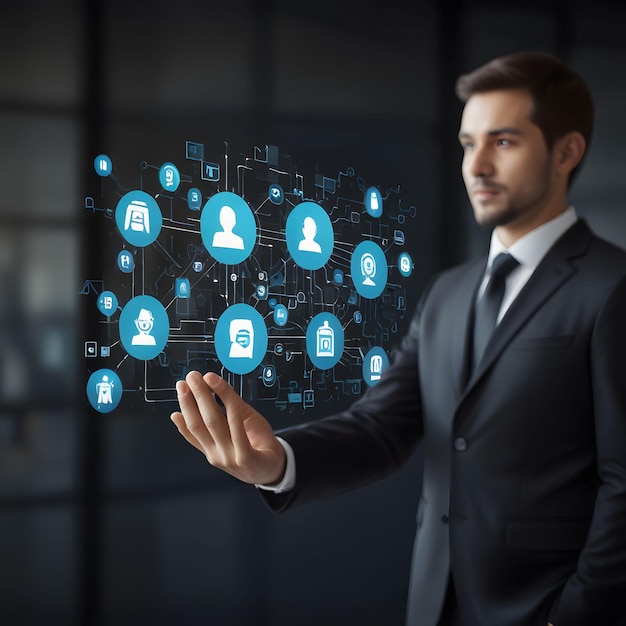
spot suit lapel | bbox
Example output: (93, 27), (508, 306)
(464, 220), (593, 391)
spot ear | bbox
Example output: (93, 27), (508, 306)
(553, 131), (586, 177)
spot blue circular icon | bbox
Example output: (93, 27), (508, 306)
(214, 303), (268, 375)
(365, 186), (383, 218)
(188, 187), (202, 211)
(117, 250), (135, 273)
(119, 295), (169, 361)
(273, 304), (288, 327)
(351, 241), (388, 299)
(262, 364), (276, 386)
(305, 313), (344, 370)
(94, 154), (112, 177)
(333, 269), (344, 285)
(286, 202), (334, 270)
(200, 191), (257, 265)
(159, 162), (180, 192)
(115, 190), (162, 248)
(97, 291), (119, 317)
(362, 347), (390, 387)
(353, 310), (363, 324)
(268, 184), (284, 205)
(86, 368), (122, 413)
(398, 252), (413, 277)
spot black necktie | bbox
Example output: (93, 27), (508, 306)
(472, 253), (519, 368)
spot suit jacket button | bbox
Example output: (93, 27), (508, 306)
(441, 514), (449, 524)
(454, 437), (467, 451)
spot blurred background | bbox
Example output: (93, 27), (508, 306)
(0, 0), (625, 624)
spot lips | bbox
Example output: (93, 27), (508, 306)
(472, 185), (504, 200)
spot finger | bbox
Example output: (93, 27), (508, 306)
(175, 377), (217, 451)
(203, 372), (252, 456)
(185, 371), (235, 452)
(170, 409), (205, 454)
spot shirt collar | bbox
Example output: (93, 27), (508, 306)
(488, 206), (579, 271)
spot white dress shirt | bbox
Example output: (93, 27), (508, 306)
(259, 207), (580, 494)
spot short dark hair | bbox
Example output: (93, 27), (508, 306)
(455, 51), (594, 185)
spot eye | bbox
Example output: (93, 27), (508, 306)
(496, 138), (513, 147)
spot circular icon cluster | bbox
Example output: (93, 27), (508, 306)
(95, 183), (401, 412)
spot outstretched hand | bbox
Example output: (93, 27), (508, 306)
(170, 371), (286, 486)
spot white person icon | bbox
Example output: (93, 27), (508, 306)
(212, 205), (244, 250)
(298, 216), (322, 253)
(132, 308), (157, 345)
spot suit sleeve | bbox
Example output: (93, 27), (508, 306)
(551, 274), (626, 624)
(260, 292), (428, 513)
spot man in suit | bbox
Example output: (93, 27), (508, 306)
(170, 51), (626, 625)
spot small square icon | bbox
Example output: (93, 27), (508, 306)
(85, 341), (98, 358)
(201, 161), (220, 181)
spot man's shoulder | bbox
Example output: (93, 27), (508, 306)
(575, 219), (626, 274)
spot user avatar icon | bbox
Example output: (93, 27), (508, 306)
(360, 252), (377, 286)
(213, 205), (244, 250)
(96, 374), (115, 404)
(132, 308), (156, 345)
(124, 199), (150, 234)
(115, 190), (162, 247)
(351, 241), (388, 299)
(298, 216), (322, 254)
(200, 191), (256, 265)
(285, 201), (334, 270)
(229, 319), (254, 358)
(86, 368), (122, 413)
(214, 303), (268, 374)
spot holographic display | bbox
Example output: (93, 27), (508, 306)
(82, 142), (417, 417)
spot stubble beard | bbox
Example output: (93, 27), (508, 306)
(471, 166), (553, 232)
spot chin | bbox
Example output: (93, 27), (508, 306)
(474, 204), (517, 230)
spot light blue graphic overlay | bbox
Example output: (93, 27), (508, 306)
(214, 303), (268, 375)
(364, 186), (383, 218)
(115, 190), (162, 248)
(398, 251), (413, 277)
(200, 191), (256, 265)
(119, 295), (170, 360)
(159, 162), (181, 192)
(94, 154), (112, 177)
(117, 250), (134, 273)
(86, 369), (122, 413)
(187, 187), (202, 211)
(97, 291), (118, 317)
(362, 346), (390, 387)
(273, 303), (288, 326)
(350, 240), (388, 299)
(268, 184), (284, 205)
(285, 202), (334, 270)
(305, 313), (344, 370)
(175, 278), (190, 298)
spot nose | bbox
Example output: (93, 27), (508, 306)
(467, 144), (494, 178)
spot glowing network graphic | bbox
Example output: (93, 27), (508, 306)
(82, 141), (417, 416)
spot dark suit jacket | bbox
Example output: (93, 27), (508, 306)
(262, 220), (626, 626)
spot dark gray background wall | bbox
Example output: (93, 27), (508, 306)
(0, 1), (625, 625)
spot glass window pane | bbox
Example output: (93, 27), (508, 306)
(0, 114), (80, 219)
